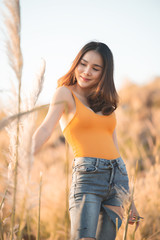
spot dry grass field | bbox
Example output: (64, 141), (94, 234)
(0, 77), (160, 240)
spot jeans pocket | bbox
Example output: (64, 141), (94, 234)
(75, 163), (97, 173)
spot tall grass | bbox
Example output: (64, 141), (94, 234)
(1, 1), (23, 238)
(123, 160), (139, 240)
(65, 141), (70, 240)
(0, 0), (46, 239)
(37, 172), (43, 240)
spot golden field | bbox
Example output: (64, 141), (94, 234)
(0, 77), (160, 240)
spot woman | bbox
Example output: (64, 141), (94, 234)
(33, 41), (140, 240)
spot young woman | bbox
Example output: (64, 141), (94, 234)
(33, 41), (140, 240)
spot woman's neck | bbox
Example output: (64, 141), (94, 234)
(72, 83), (90, 97)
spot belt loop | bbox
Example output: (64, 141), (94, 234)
(95, 158), (99, 167)
(115, 157), (120, 167)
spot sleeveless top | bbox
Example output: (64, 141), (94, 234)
(62, 88), (120, 160)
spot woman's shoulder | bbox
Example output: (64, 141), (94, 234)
(51, 85), (74, 106)
(56, 85), (74, 98)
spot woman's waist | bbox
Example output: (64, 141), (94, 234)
(73, 150), (121, 161)
(71, 156), (128, 180)
(72, 156), (122, 169)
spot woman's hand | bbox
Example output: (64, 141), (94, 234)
(128, 201), (141, 231)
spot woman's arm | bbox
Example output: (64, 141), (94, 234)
(32, 86), (70, 155)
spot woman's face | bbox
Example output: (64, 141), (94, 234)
(75, 50), (103, 89)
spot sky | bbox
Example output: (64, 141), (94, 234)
(0, 0), (160, 104)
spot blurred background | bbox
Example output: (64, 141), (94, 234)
(0, 0), (160, 240)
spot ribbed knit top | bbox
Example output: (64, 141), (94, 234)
(62, 88), (120, 160)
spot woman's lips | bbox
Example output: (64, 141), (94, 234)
(80, 76), (91, 81)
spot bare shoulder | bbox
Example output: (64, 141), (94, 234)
(50, 85), (74, 108)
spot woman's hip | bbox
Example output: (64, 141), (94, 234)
(70, 156), (129, 202)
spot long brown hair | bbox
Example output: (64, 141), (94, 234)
(57, 41), (119, 115)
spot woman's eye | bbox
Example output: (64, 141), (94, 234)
(93, 68), (99, 71)
(80, 63), (99, 71)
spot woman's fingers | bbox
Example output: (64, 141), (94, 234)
(135, 221), (140, 231)
(128, 215), (143, 231)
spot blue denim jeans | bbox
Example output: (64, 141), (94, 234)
(69, 157), (129, 240)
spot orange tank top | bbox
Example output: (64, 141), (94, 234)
(62, 88), (120, 160)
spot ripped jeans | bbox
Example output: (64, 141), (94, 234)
(69, 157), (129, 240)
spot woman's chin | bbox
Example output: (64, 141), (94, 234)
(77, 81), (96, 89)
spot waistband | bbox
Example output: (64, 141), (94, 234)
(72, 156), (123, 168)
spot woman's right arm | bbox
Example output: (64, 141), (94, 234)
(32, 86), (70, 155)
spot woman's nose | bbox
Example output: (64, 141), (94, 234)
(84, 66), (91, 75)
